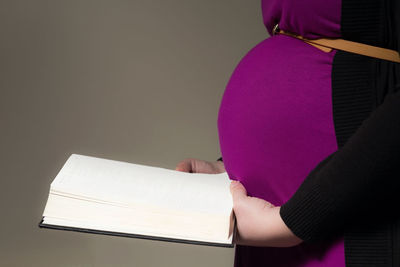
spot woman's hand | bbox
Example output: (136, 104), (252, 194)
(230, 180), (303, 247)
(175, 158), (225, 174)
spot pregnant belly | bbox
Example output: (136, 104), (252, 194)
(218, 35), (338, 205)
(218, 34), (345, 267)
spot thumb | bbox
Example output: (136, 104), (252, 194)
(230, 180), (247, 201)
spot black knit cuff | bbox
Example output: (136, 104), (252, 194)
(280, 184), (336, 242)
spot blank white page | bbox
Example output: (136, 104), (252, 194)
(50, 154), (232, 215)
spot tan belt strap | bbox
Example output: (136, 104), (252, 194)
(273, 25), (400, 63)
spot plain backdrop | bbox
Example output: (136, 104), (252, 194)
(0, 0), (268, 266)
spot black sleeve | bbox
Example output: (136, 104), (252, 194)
(280, 89), (400, 242)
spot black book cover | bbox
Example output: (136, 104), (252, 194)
(39, 218), (235, 248)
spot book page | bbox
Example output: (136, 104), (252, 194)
(43, 193), (232, 244)
(50, 154), (232, 215)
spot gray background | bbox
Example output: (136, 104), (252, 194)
(0, 0), (267, 266)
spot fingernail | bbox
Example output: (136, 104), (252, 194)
(230, 180), (239, 187)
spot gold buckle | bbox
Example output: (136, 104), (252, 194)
(272, 24), (280, 35)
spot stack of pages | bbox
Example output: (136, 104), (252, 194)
(40, 154), (235, 247)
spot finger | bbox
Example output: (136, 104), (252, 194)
(175, 159), (193, 172)
(230, 180), (247, 202)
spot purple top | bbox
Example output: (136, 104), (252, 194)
(217, 0), (345, 266)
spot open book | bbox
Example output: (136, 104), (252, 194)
(40, 154), (235, 247)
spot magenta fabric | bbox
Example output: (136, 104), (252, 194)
(217, 0), (345, 266)
(262, 0), (341, 39)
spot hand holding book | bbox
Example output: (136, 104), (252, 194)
(230, 180), (303, 247)
(41, 154), (300, 247)
(175, 157), (302, 247)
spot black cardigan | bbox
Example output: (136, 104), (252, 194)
(279, 0), (400, 266)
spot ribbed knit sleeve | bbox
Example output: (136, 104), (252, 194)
(280, 89), (400, 242)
